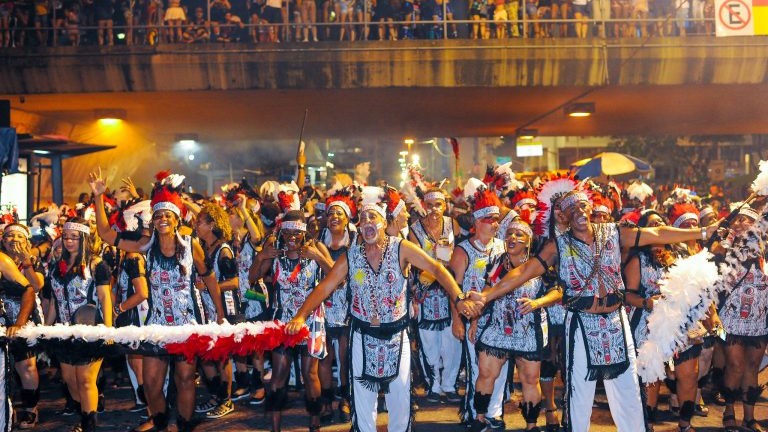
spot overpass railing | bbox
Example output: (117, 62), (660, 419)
(0, 14), (719, 49)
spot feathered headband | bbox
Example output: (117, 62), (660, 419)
(222, 178), (260, 208)
(110, 199), (152, 233)
(400, 182), (426, 217)
(533, 174), (578, 237)
(626, 181), (654, 204)
(326, 185), (358, 219)
(483, 162), (523, 196)
(668, 202), (699, 228)
(276, 188), (301, 215)
(4, 223), (30, 239)
(360, 186), (387, 220)
(150, 170), (186, 217)
(591, 193), (614, 215)
(383, 185), (406, 219)
(464, 178), (501, 219)
(506, 210), (534, 239)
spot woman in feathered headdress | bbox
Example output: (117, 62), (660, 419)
(250, 207), (334, 432)
(195, 201), (244, 420)
(468, 212), (561, 432)
(46, 216), (113, 432)
(667, 202), (702, 257)
(533, 173), (578, 241)
(223, 181), (270, 406)
(448, 178), (509, 427)
(88, 168), (226, 432)
(317, 184), (358, 422)
(0, 220), (44, 429)
(623, 209), (706, 432)
(712, 204), (767, 432)
(106, 198), (152, 414)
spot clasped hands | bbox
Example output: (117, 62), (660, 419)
(457, 291), (486, 318)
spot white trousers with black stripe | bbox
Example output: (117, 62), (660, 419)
(351, 331), (411, 432)
(564, 310), (645, 432)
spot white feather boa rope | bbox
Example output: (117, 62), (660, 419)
(638, 202), (768, 383)
(10, 321), (309, 362)
(637, 250), (720, 383)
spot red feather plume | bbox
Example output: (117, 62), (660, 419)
(155, 170), (171, 182)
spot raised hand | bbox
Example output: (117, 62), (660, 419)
(120, 177), (140, 199)
(88, 167), (107, 196)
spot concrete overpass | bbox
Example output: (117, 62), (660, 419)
(3, 36), (768, 143)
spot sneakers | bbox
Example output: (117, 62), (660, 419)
(468, 419), (488, 432)
(249, 389), (265, 405)
(61, 402), (78, 416)
(694, 403), (709, 417)
(195, 398), (219, 413)
(205, 400), (234, 419)
(485, 417), (505, 430)
(426, 391), (441, 403)
(17, 408), (38, 429)
(444, 391), (462, 403)
(128, 402), (147, 413)
(231, 386), (250, 402)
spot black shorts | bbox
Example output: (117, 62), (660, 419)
(262, 5), (282, 23)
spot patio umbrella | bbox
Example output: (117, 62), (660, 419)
(572, 152), (653, 178)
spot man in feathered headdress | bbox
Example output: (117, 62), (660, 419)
(448, 178), (509, 429)
(285, 186), (480, 432)
(468, 185), (723, 432)
(407, 187), (462, 404)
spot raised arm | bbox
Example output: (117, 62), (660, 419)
(285, 254), (350, 334)
(88, 168), (149, 253)
(621, 224), (716, 249)
(237, 195), (264, 245)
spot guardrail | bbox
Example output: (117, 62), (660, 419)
(0, 14), (718, 48)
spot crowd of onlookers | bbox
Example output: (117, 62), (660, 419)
(0, 0), (716, 47)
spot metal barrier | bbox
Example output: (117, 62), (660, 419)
(0, 11), (718, 48)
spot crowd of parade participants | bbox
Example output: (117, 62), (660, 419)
(0, 157), (765, 432)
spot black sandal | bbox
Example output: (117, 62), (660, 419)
(744, 419), (765, 432)
(545, 409), (560, 432)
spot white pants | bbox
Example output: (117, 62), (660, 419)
(565, 311), (645, 432)
(351, 331), (411, 432)
(419, 325), (462, 393)
(465, 334), (507, 419)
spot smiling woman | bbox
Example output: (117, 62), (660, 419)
(88, 168), (226, 432)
